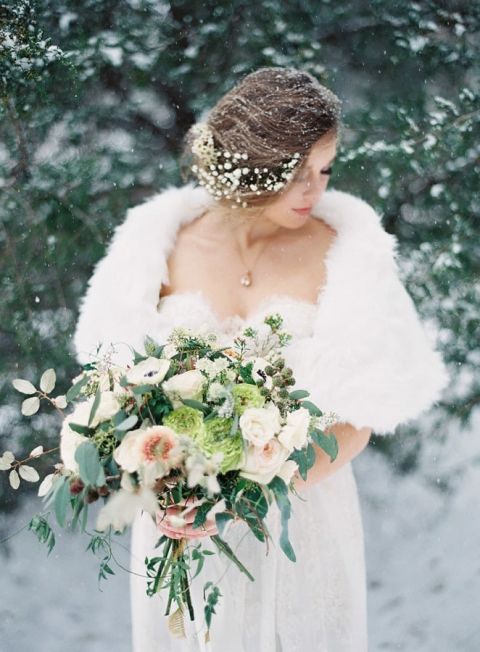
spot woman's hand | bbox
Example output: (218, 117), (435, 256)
(156, 496), (219, 540)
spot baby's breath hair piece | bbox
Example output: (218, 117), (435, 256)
(189, 123), (302, 209)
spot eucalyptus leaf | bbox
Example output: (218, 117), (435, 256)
(19, 464), (40, 482)
(69, 422), (95, 436)
(130, 383), (156, 395)
(299, 400), (323, 416)
(38, 472), (55, 497)
(54, 476), (72, 527)
(66, 374), (89, 402)
(88, 385), (102, 427)
(75, 441), (106, 486)
(53, 394), (68, 409)
(21, 396), (40, 416)
(40, 368), (56, 393)
(114, 414), (138, 432)
(111, 410), (128, 426)
(12, 378), (37, 395)
(289, 389), (310, 400)
(306, 442), (316, 470)
(311, 429), (339, 462)
(9, 469), (20, 490)
(181, 398), (209, 413)
(288, 449), (308, 480)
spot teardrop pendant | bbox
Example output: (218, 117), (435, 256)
(240, 270), (252, 287)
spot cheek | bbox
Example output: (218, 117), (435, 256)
(275, 186), (303, 210)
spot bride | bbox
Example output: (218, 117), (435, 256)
(73, 67), (449, 651)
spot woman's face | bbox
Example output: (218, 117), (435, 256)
(261, 133), (338, 229)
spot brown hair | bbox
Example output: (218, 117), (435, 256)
(180, 66), (342, 216)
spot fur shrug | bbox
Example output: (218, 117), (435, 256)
(72, 183), (449, 435)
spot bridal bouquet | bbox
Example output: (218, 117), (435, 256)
(1, 312), (339, 642)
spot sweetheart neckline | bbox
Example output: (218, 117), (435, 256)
(157, 289), (318, 327)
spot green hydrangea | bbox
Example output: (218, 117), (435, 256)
(196, 416), (245, 473)
(231, 383), (265, 416)
(163, 405), (206, 439)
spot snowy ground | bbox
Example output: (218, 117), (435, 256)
(1, 414), (479, 652)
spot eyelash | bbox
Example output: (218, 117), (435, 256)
(295, 163), (334, 181)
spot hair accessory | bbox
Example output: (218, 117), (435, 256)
(189, 123), (302, 208)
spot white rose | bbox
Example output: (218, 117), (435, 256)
(162, 343), (178, 359)
(59, 392), (121, 473)
(113, 428), (144, 473)
(239, 403), (281, 447)
(125, 356), (171, 385)
(60, 401), (91, 473)
(239, 437), (291, 485)
(94, 390), (122, 424)
(277, 407), (311, 452)
(277, 459), (299, 485)
(162, 369), (205, 408)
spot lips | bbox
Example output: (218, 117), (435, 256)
(293, 206), (312, 213)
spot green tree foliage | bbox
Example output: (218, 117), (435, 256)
(0, 0), (478, 506)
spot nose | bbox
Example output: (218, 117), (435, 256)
(302, 176), (327, 200)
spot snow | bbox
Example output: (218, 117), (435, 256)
(1, 411), (479, 650)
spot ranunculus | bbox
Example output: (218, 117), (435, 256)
(239, 437), (291, 485)
(277, 406), (311, 452)
(125, 356), (171, 385)
(231, 383), (265, 416)
(113, 425), (184, 475)
(239, 403), (281, 447)
(162, 369), (206, 409)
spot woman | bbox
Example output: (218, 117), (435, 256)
(73, 68), (449, 651)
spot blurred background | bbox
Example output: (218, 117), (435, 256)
(0, 0), (479, 650)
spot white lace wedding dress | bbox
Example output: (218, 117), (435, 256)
(129, 290), (368, 652)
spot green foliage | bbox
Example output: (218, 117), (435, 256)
(268, 476), (296, 562)
(74, 441), (106, 487)
(52, 475), (71, 527)
(203, 581), (222, 630)
(86, 533), (115, 587)
(311, 429), (339, 462)
(28, 513), (56, 555)
(289, 441), (317, 480)
(190, 545), (215, 581)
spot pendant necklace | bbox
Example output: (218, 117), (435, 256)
(236, 238), (272, 287)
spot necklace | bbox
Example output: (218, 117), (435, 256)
(235, 238), (272, 287)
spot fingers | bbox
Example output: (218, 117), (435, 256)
(156, 505), (219, 540)
(157, 519), (218, 540)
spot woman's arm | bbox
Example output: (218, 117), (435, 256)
(292, 422), (372, 491)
